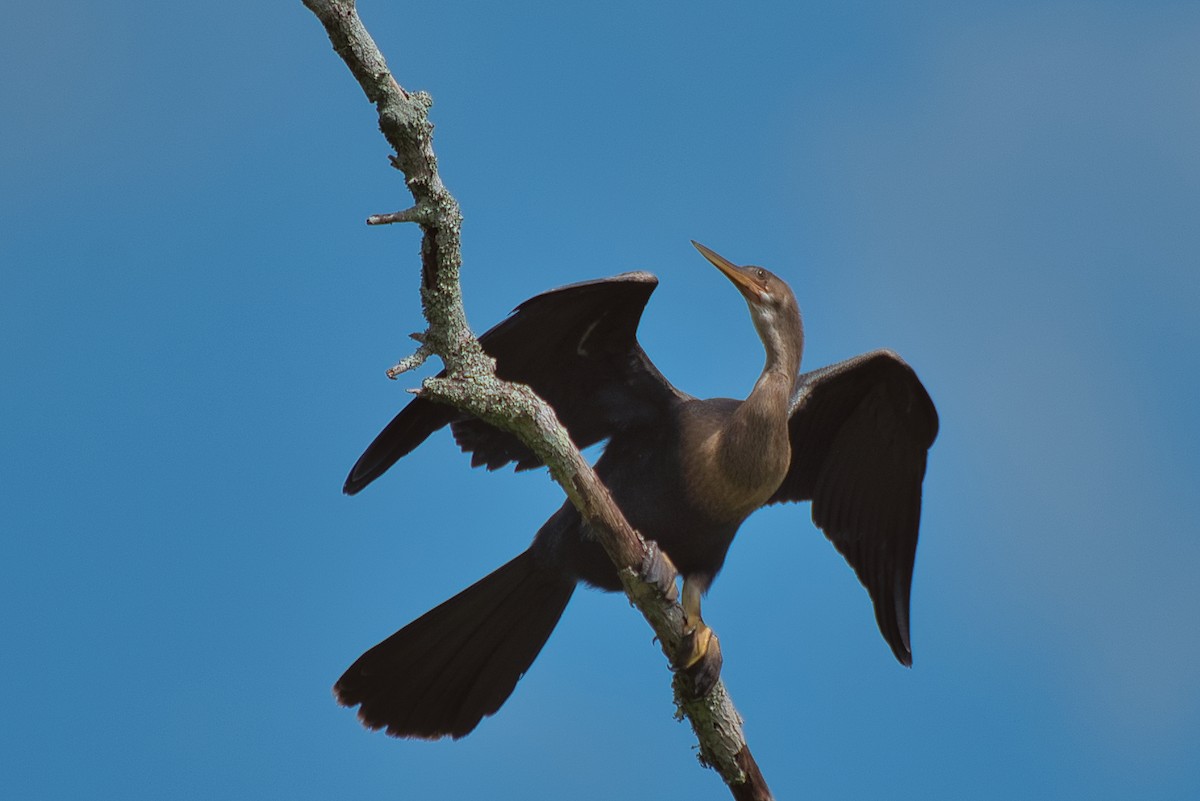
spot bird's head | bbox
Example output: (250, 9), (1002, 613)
(691, 240), (804, 373)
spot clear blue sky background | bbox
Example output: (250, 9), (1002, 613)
(3, 2), (1198, 799)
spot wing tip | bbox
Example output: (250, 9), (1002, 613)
(342, 468), (371, 496)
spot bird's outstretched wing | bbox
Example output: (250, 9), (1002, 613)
(768, 349), (938, 665)
(344, 272), (681, 495)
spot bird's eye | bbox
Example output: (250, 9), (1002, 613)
(755, 269), (767, 281)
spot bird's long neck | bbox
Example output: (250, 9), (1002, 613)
(713, 310), (804, 506)
(751, 307), (804, 400)
(742, 302), (804, 423)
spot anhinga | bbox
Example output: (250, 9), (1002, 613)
(336, 242), (938, 740)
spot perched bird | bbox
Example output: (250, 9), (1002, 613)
(336, 242), (938, 739)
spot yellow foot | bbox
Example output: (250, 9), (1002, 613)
(677, 621), (714, 669)
(676, 622), (723, 696)
(675, 576), (721, 694)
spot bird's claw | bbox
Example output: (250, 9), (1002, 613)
(641, 543), (679, 602)
(676, 622), (723, 696)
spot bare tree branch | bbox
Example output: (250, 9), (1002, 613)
(303, 2), (773, 797)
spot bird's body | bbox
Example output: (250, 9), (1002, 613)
(336, 243), (938, 740)
(536, 392), (791, 595)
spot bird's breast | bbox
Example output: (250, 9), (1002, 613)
(676, 404), (791, 525)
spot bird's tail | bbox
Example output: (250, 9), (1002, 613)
(334, 549), (575, 739)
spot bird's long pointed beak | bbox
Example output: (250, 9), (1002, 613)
(691, 240), (762, 301)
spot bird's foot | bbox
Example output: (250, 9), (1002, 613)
(675, 621), (723, 696)
(641, 543), (679, 602)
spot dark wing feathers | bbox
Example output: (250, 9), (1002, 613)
(770, 349), (937, 665)
(342, 398), (460, 495)
(344, 272), (676, 495)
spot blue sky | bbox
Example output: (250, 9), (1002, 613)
(3, 1), (1198, 798)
